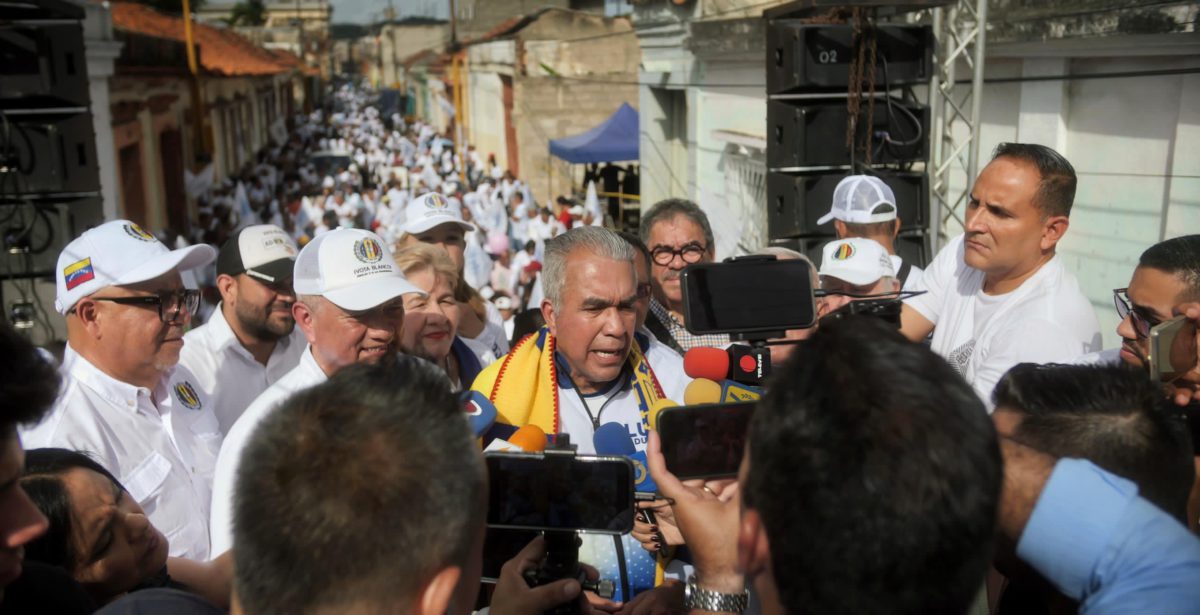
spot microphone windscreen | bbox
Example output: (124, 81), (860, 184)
(683, 378), (722, 406)
(593, 422), (636, 456)
(462, 391), (498, 437)
(508, 424), (548, 453)
(648, 399), (678, 431)
(683, 346), (730, 381)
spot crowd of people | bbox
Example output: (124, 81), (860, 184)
(0, 81), (1197, 615)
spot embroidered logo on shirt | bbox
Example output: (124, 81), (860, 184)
(123, 223), (156, 242)
(63, 257), (96, 290)
(173, 381), (202, 410)
(353, 237), (383, 263)
(832, 243), (856, 260)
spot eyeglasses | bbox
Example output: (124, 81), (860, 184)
(1113, 288), (1157, 339)
(650, 242), (707, 266)
(92, 289), (201, 323)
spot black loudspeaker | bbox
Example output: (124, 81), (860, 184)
(767, 170), (927, 239)
(767, 23), (934, 95)
(0, 112), (99, 195)
(0, 24), (89, 109)
(767, 98), (928, 168)
(0, 197), (103, 277)
(774, 231), (932, 270)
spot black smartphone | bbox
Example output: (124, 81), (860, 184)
(480, 528), (541, 583)
(822, 297), (903, 327)
(657, 402), (755, 480)
(682, 257), (817, 335)
(484, 452), (635, 535)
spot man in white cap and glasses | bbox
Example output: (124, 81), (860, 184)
(208, 227), (423, 555)
(179, 225), (307, 435)
(818, 238), (902, 313)
(22, 220), (221, 561)
(818, 175), (923, 291)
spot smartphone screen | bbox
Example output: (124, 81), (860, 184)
(485, 453), (634, 535)
(682, 258), (816, 335)
(1150, 316), (1198, 383)
(657, 402), (755, 480)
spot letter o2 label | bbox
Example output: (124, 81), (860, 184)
(818, 49), (838, 64)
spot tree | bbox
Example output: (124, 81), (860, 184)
(226, 0), (267, 27)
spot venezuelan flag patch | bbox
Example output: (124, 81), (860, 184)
(63, 258), (95, 290)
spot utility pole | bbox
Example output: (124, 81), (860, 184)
(448, 0), (457, 45)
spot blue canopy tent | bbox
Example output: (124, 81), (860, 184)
(548, 103), (638, 163)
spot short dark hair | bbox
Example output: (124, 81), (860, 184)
(745, 316), (1000, 614)
(841, 218), (898, 238)
(1138, 234), (1200, 302)
(616, 230), (651, 270)
(638, 198), (715, 252)
(991, 142), (1077, 218)
(0, 322), (61, 433)
(21, 448), (125, 571)
(233, 357), (485, 614)
(993, 363), (1194, 522)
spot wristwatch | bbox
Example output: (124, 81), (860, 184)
(683, 573), (749, 613)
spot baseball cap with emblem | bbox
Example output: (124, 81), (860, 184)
(401, 191), (476, 235)
(55, 219), (216, 314)
(817, 175), (898, 226)
(819, 238), (896, 286)
(292, 228), (424, 312)
(216, 224), (298, 284)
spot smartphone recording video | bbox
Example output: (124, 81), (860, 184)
(682, 257), (816, 336)
(1150, 316), (1198, 383)
(657, 402), (755, 480)
(485, 452), (635, 535)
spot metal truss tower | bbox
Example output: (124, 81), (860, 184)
(928, 0), (988, 253)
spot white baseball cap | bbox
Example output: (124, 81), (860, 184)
(216, 224), (298, 284)
(819, 238), (895, 286)
(401, 191), (476, 235)
(817, 175), (898, 225)
(55, 220), (216, 314)
(292, 228), (424, 311)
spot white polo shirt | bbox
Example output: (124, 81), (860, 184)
(178, 305), (307, 435)
(21, 347), (222, 561)
(208, 347), (327, 556)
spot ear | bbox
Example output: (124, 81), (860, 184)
(293, 301), (318, 345)
(1040, 215), (1070, 251)
(415, 565), (462, 615)
(737, 508), (772, 581)
(892, 218), (902, 239)
(541, 298), (557, 336)
(216, 274), (238, 305)
(72, 298), (105, 339)
(833, 219), (848, 239)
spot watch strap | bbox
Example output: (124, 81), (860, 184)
(683, 573), (748, 613)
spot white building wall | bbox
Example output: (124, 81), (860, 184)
(467, 71), (509, 170)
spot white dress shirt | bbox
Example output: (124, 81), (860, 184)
(21, 347), (222, 561)
(208, 347), (328, 556)
(179, 306), (307, 435)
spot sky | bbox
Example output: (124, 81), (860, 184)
(329, 0), (447, 25)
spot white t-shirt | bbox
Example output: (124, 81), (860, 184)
(890, 254), (925, 292)
(209, 347), (328, 556)
(905, 234), (1102, 409)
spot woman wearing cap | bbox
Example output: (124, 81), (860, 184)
(397, 192), (510, 359)
(393, 244), (496, 390)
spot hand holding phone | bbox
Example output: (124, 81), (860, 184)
(1158, 304), (1200, 407)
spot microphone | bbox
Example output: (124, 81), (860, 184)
(593, 423), (657, 494)
(461, 391), (497, 438)
(683, 345), (771, 386)
(483, 424), (548, 453)
(684, 378), (763, 405)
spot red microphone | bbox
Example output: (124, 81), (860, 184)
(683, 347), (729, 381)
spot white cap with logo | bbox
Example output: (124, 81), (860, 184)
(401, 191), (476, 235)
(819, 238), (895, 286)
(817, 175), (898, 226)
(293, 228), (424, 311)
(55, 220), (217, 314)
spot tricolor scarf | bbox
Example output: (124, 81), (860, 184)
(470, 327), (668, 437)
